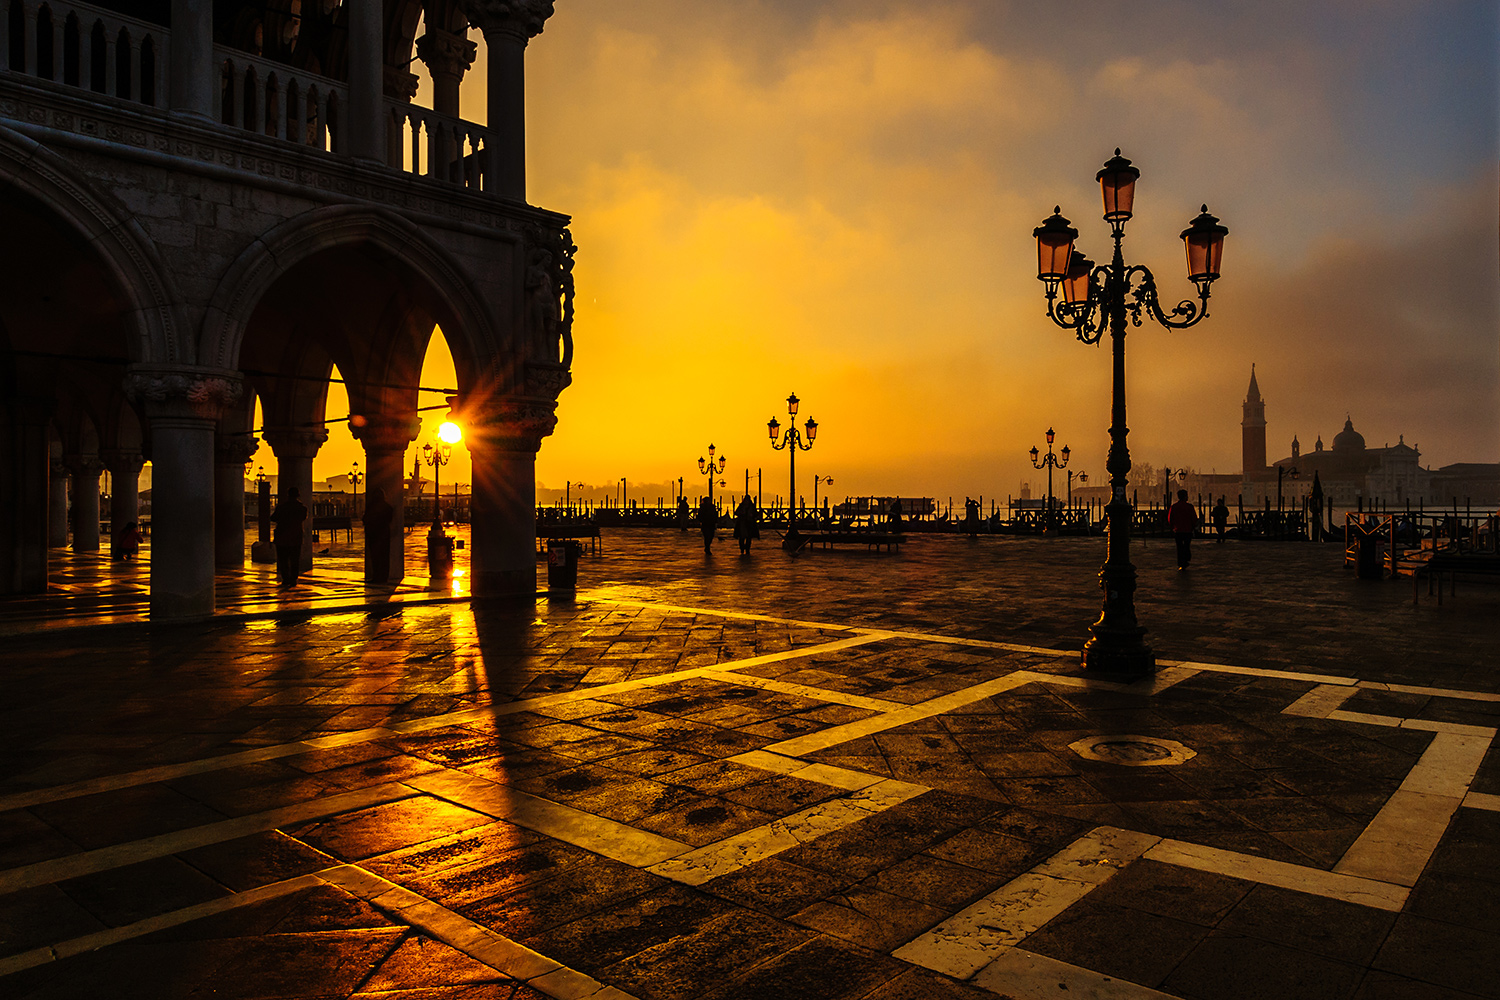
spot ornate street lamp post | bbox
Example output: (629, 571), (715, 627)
(1033, 149), (1228, 676)
(698, 445), (726, 506)
(813, 474), (833, 522)
(423, 421), (462, 577)
(1029, 428), (1070, 534)
(768, 393), (818, 525)
(1069, 469), (1088, 508)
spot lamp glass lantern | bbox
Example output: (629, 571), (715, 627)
(697, 456), (706, 473)
(767, 417), (781, 440)
(1097, 148), (1140, 226)
(1181, 205), (1229, 288)
(1046, 427), (1055, 445)
(1063, 250), (1094, 306)
(1033, 208), (1078, 289)
(787, 393), (800, 417)
(805, 418), (818, 442)
(1061, 445), (1071, 461)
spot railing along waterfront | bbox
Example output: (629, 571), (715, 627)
(387, 101), (496, 193)
(1, 0), (167, 106)
(215, 46), (344, 151)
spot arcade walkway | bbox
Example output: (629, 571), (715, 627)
(0, 533), (1497, 999)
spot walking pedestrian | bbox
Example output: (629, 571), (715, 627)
(698, 496), (717, 554)
(1168, 489), (1197, 570)
(677, 496), (691, 532)
(1211, 497), (1229, 543)
(733, 495), (760, 555)
(271, 486), (308, 588)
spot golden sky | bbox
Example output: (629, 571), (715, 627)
(314, 0), (1499, 507)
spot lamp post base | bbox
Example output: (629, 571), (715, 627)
(1081, 627), (1155, 678)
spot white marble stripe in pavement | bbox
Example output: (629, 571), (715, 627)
(1334, 730), (1493, 888)
(1358, 680), (1500, 703)
(1145, 839), (1409, 910)
(893, 826), (1160, 980)
(0, 633), (887, 813)
(1283, 684), (1359, 718)
(0, 870), (330, 977)
(974, 948), (1184, 1000)
(318, 864), (638, 999)
(1465, 791), (1500, 811)
(0, 782), (417, 896)
(698, 668), (907, 713)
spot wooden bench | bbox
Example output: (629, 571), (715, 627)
(1414, 551), (1500, 605)
(311, 515), (353, 543)
(802, 531), (904, 552)
(537, 523), (600, 555)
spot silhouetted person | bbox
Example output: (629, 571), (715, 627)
(1211, 497), (1229, 543)
(963, 498), (981, 536)
(677, 496), (691, 532)
(362, 486), (394, 584)
(1168, 489), (1197, 570)
(271, 486), (308, 588)
(698, 496), (717, 553)
(114, 521), (143, 561)
(888, 498), (905, 531)
(733, 495), (760, 555)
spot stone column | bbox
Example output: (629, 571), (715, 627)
(100, 449), (145, 553)
(262, 427), (327, 573)
(168, 0), (215, 120)
(466, 396), (555, 596)
(0, 398), (52, 594)
(416, 27), (476, 119)
(345, 0), (385, 162)
(462, 0), (555, 200)
(66, 455), (105, 552)
(213, 433), (258, 567)
(351, 414), (419, 583)
(127, 367), (242, 618)
(48, 458), (69, 547)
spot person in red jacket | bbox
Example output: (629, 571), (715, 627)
(1167, 489), (1198, 570)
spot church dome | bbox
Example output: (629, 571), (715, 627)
(1332, 417), (1365, 454)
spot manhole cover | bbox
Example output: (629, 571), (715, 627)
(1068, 735), (1195, 767)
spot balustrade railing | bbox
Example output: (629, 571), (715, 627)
(1, 0), (167, 106)
(387, 101), (495, 193)
(214, 45), (344, 152)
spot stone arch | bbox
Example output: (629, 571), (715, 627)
(199, 203), (500, 386)
(0, 122), (184, 365)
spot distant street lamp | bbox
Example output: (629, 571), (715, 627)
(1029, 428), (1070, 534)
(1033, 149), (1228, 676)
(1277, 464), (1299, 511)
(1069, 469), (1088, 507)
(769, 392), (818, 525)
(813, 474), (833, 520)
(698, 444), (727, 505)
(423, 421), (462, 576)
(619, 476), (627, 509)
(348, 461), (363, 493)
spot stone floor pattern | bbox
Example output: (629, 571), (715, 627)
(2, 579), (1498, 1000)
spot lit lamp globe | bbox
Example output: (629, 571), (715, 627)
(1063, 250), (1094, 307)
(1181, 206), (1229, 296)
(1097, 148), (1140, 227)
(1033, 208), (1079, 292)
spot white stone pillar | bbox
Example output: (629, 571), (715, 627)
(48, 458), (70, 547)
(351, 414), (419, 583)
(262, 427), (327, 574)
(466, 397), (555, 596)
(0, 399), (52, 594)
(66, 455), (104, 552)
(127, 367), (241, 618)
(169, 0), (216, 120)
(345, 0), (385, 162)
(464, 0), (555, 200)
(213, 434), (257, 567)
(101, 450), (145, 552)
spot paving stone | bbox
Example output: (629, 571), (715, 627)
(1373, 914), (1500, 997)
(1165, 934), (1366, 1000)
(1023, 897), (1212, 989)
(289, 795), (495, 861)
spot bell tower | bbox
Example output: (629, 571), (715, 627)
(1242, 365), (1267, 478)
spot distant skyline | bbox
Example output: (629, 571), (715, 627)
(310, 1), (1500, 503)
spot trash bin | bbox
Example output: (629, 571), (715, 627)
(1354, 526), (1382, 580)
(547, 539), (581, 591)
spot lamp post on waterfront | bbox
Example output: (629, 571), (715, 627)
(1033, 149), (1228, 676)
(698, 445), (726, 506)
(423, 421), (461, 576)
(1029, 429), (1070, 534)
(1277, 464), (1300, 539)
(813, 474), (833, 522)
(769, 393), (818, 525)
(1069, 470), (1088, 508)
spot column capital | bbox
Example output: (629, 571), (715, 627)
(456, 0), (555, 41)
(384, 65), (421, 101)
(50, 458), (70, 481)
(125, 366), (243, 422)
(350, 413), (422, 453)
(64, 455), (106, 478)
(416, 28), (478, 80)
(262, 426), (329, 460)
(100, 449), (146, 476)
(463, 396), (556, 453)
(214, 434), (260, 467)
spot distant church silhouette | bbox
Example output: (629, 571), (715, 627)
(1236, 366), (1498, 505)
